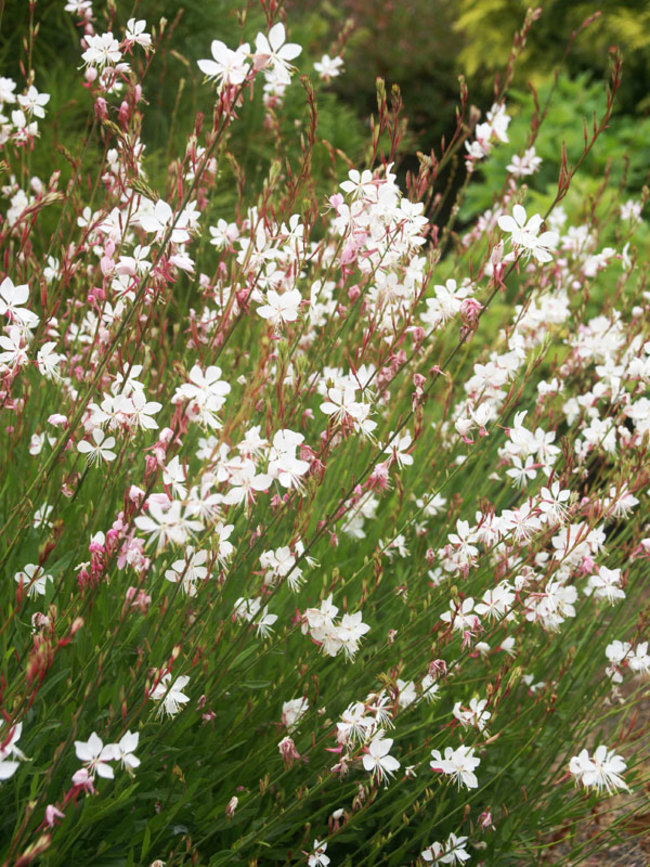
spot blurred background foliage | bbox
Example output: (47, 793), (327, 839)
(1, 0), (649, 210)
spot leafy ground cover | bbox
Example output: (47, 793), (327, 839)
(0, 3), (648, 865)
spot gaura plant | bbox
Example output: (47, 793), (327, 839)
(0, 2), (648, 865)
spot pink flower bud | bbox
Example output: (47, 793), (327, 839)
(278, 736), (301, 769)
(45, 804), (65, 828)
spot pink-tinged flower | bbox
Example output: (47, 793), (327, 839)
(430, 744), (480, 789)
(197, 41), (251, 89)
(507, 146), (542, 177)
(254, 23), (302, 85)
(362, 731), (400, 783)
(307, 839), (330, 867)
(278, 735), (301, 768)
(74, 732), (117, 779)
(497, 204), (558, 263)
(124, 18), (151, 50)
(44, 804), (65, 828)
(71, 766), (96, 793)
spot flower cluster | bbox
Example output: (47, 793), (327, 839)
(302, 595), (370, 660)
(73, 730), (140, 790)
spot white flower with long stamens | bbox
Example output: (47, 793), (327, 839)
(113, 731), (140, 773)
(74, 733), (117, 779)
(307, 839), (330, 867)
(198, 41), (250, 89)
(17, 85), (50, 118)
(569, 745), (628, 794)
(362, 730), (400, 783)
(151, 674), (190, 718)
(135, 498), (201, 551)
(430, 744), (480, 789)
(78, 428), (117, 465)
(172, 364), (231, 430)
(497, 204), (558, 263)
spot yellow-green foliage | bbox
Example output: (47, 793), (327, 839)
(456, 0), (650, 106)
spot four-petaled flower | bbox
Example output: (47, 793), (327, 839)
(497, 204), (558, 263)
(78, 428), (117, 464)
(151, 673), (191, 718)
(74, 732), (117, 779)
(362, 730), (400, 783)
(430, 744), (480, 789)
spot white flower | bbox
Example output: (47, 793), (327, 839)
(569, 745), (628, 794)
(172, 364), (231, 430)
(14, 564), (53, 598)
(629, 642), (650, 675)
(124, 18), (151, 49)
(307, 839), (330, 867)
(197, 40), (250, 89)
(584, 566), (625, 604)
(430, 744), (480, 789)
(78, 428), (117, 464)
(81, 32), (122, 68)
(497, 204), (558, 263)
(135, 497), (201, 551)
(165, 548), (209, 596)
(113, 731), (140, 772)
(0, 276), (39, 329)
(0, 722), (25, 781)
(74, 732), (117, 779)
(257, 288), (302, 328)
(507, 146), (542, 177)
(17, 85), (50, 119)
(362, 730), (400, 783)
(314, 54), (344, 81)
(36, 342), (64, 379)
(254, 23), (302, 85)
(255, 606), (278, 638)
(137, 199), (191, 245)
(151, 674), (191, 718)
(0, 76), (17, 104)
(282, 697), (309, 732)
